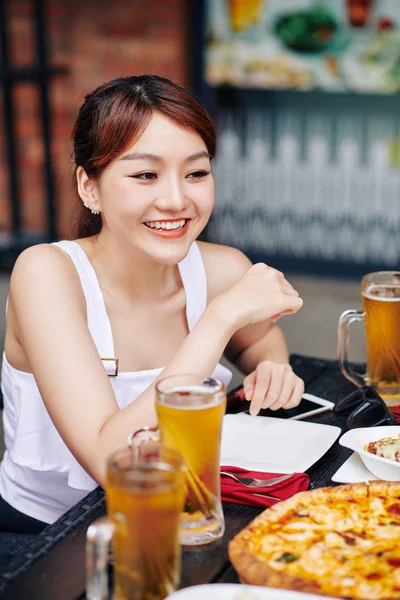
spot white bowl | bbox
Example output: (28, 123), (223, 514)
(339, 426), (400, 481)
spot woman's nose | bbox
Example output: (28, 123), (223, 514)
(155, 181), (188, 212)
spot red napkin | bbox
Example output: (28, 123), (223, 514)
(221, 466), (310, 508)
(392, 406), (400, 423)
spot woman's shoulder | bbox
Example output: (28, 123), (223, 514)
(12, 242), (74, 274)
(10, 242), (83, 299)
(196, 241), (252, 301)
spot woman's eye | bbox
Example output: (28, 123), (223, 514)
(132, 172), (157, 181)
(187, 170), (210, 179)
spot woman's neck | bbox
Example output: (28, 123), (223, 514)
(77, 233), (181, 303)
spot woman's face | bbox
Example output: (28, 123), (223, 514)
(95, 112), (215, 265)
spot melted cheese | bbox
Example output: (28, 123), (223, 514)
(245, 492), (400, 599)
(366, 433), (400, 462)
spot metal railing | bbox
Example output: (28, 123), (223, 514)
(0, 0), (67, 268)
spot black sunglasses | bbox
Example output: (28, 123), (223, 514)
(335, 386), (395, 429)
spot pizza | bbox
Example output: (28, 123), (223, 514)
(229, 481), (400, 599)
(365, 434), (400, 463)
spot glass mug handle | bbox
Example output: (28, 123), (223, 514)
(86, 517), (115, 600)
(338, 309), (366, 388)
(127, 425), (160, 450)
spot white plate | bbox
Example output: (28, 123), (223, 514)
(220, 414), (340, 473)
(339, 426), (400, 481)
(331, 452), (378, 484)
(168, 583), (340, 600)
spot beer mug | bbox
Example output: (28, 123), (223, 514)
(132, 374), (226, 546)
(338, 271), (400, 406)
(86, 442), (184, 600)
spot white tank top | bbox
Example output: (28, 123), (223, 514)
(0, 241), (232, 524)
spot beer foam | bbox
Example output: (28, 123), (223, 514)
(158, 385), (224, 409)
(363, 283), (400, 301)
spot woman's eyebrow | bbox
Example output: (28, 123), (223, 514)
(118, 151), (210, 162)
(186, 151), (210, 161)
(119, 152), (162, 161)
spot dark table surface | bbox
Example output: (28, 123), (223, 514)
(0, 354), (362, 599)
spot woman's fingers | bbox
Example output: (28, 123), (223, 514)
(248, 364), (272, 416)
(243, 371), (256, 401)
(261, 368), (286, 410)
(282, 281), (300, 296)
(284, 377), (305, 409)
(267, 370), (297, 410)
(270, 309), (295, 323)
(243, 361), (305, 416)
(270, 295), (303, 323)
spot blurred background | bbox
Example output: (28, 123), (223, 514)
(4, 0), (399, 386)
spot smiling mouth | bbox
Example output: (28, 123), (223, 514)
(143, 218), (189, 231)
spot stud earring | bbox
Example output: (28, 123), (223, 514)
(91, 202), (100, 216)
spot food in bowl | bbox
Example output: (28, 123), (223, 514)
(229, 481), (400, 599)
(340, 425), (400, 481)
(365, 432), (400, 462)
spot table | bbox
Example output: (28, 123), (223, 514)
(0, 354), (360, 599)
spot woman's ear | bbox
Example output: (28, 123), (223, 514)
(76, 166), (101, 212)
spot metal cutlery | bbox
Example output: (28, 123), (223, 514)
(220, 471), (294, 488)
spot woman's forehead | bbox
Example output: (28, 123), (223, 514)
(124, 112), (207, 154)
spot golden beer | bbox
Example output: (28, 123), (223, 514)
(362, 282), (400, 402)
(86, 446), (184, 600)
(156, 375), (226, 545)
(339, 271), (400, 406)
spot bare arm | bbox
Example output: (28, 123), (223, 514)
(199, 242), (304, 414)
(9, 244), (301, 485)
(8, 246), (239, 486)
(227, 322), (289, 374)
(199, 242), (290, 373)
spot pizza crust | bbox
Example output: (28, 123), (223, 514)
(229, 543), (331, 596)
(229, 482), (400, 600)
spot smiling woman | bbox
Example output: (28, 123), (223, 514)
(0, 75), (304, 552)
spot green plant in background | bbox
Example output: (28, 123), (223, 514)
(274, 3), (338, 53)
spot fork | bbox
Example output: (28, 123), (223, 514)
(220, 471), (294, 488)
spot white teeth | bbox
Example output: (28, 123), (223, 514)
(144, 219), (186, 231)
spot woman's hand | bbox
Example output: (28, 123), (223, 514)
(210, 263), (303, 331)
(242, 360), (304, 416)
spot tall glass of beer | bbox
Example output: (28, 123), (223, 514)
(86, 443), (184, 600)
(156, 374), (226, 546)
(338, 271), (400, 406)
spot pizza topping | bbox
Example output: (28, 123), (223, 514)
(337, 532), (357, 545)
(370, 497), (386, 513)
(387, 503), (400, 516)
(276, 552), (299, 563)
(293, 505), (309, 517)
(365, 573), (383, 580)
(387, 557), (400, 567)
(325, 531), (351, 548)
(229, 482), (400, 600)
(340, 577), (356, 585)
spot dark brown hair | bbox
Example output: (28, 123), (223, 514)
(72, 75), (216, 237)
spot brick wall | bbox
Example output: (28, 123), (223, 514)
(1, 0), (190, 238)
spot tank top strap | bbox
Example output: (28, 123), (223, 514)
(177, 242), (207, 331)
(52, 241), (117, 374)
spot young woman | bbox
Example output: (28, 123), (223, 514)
(0, 75), (303, 536)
